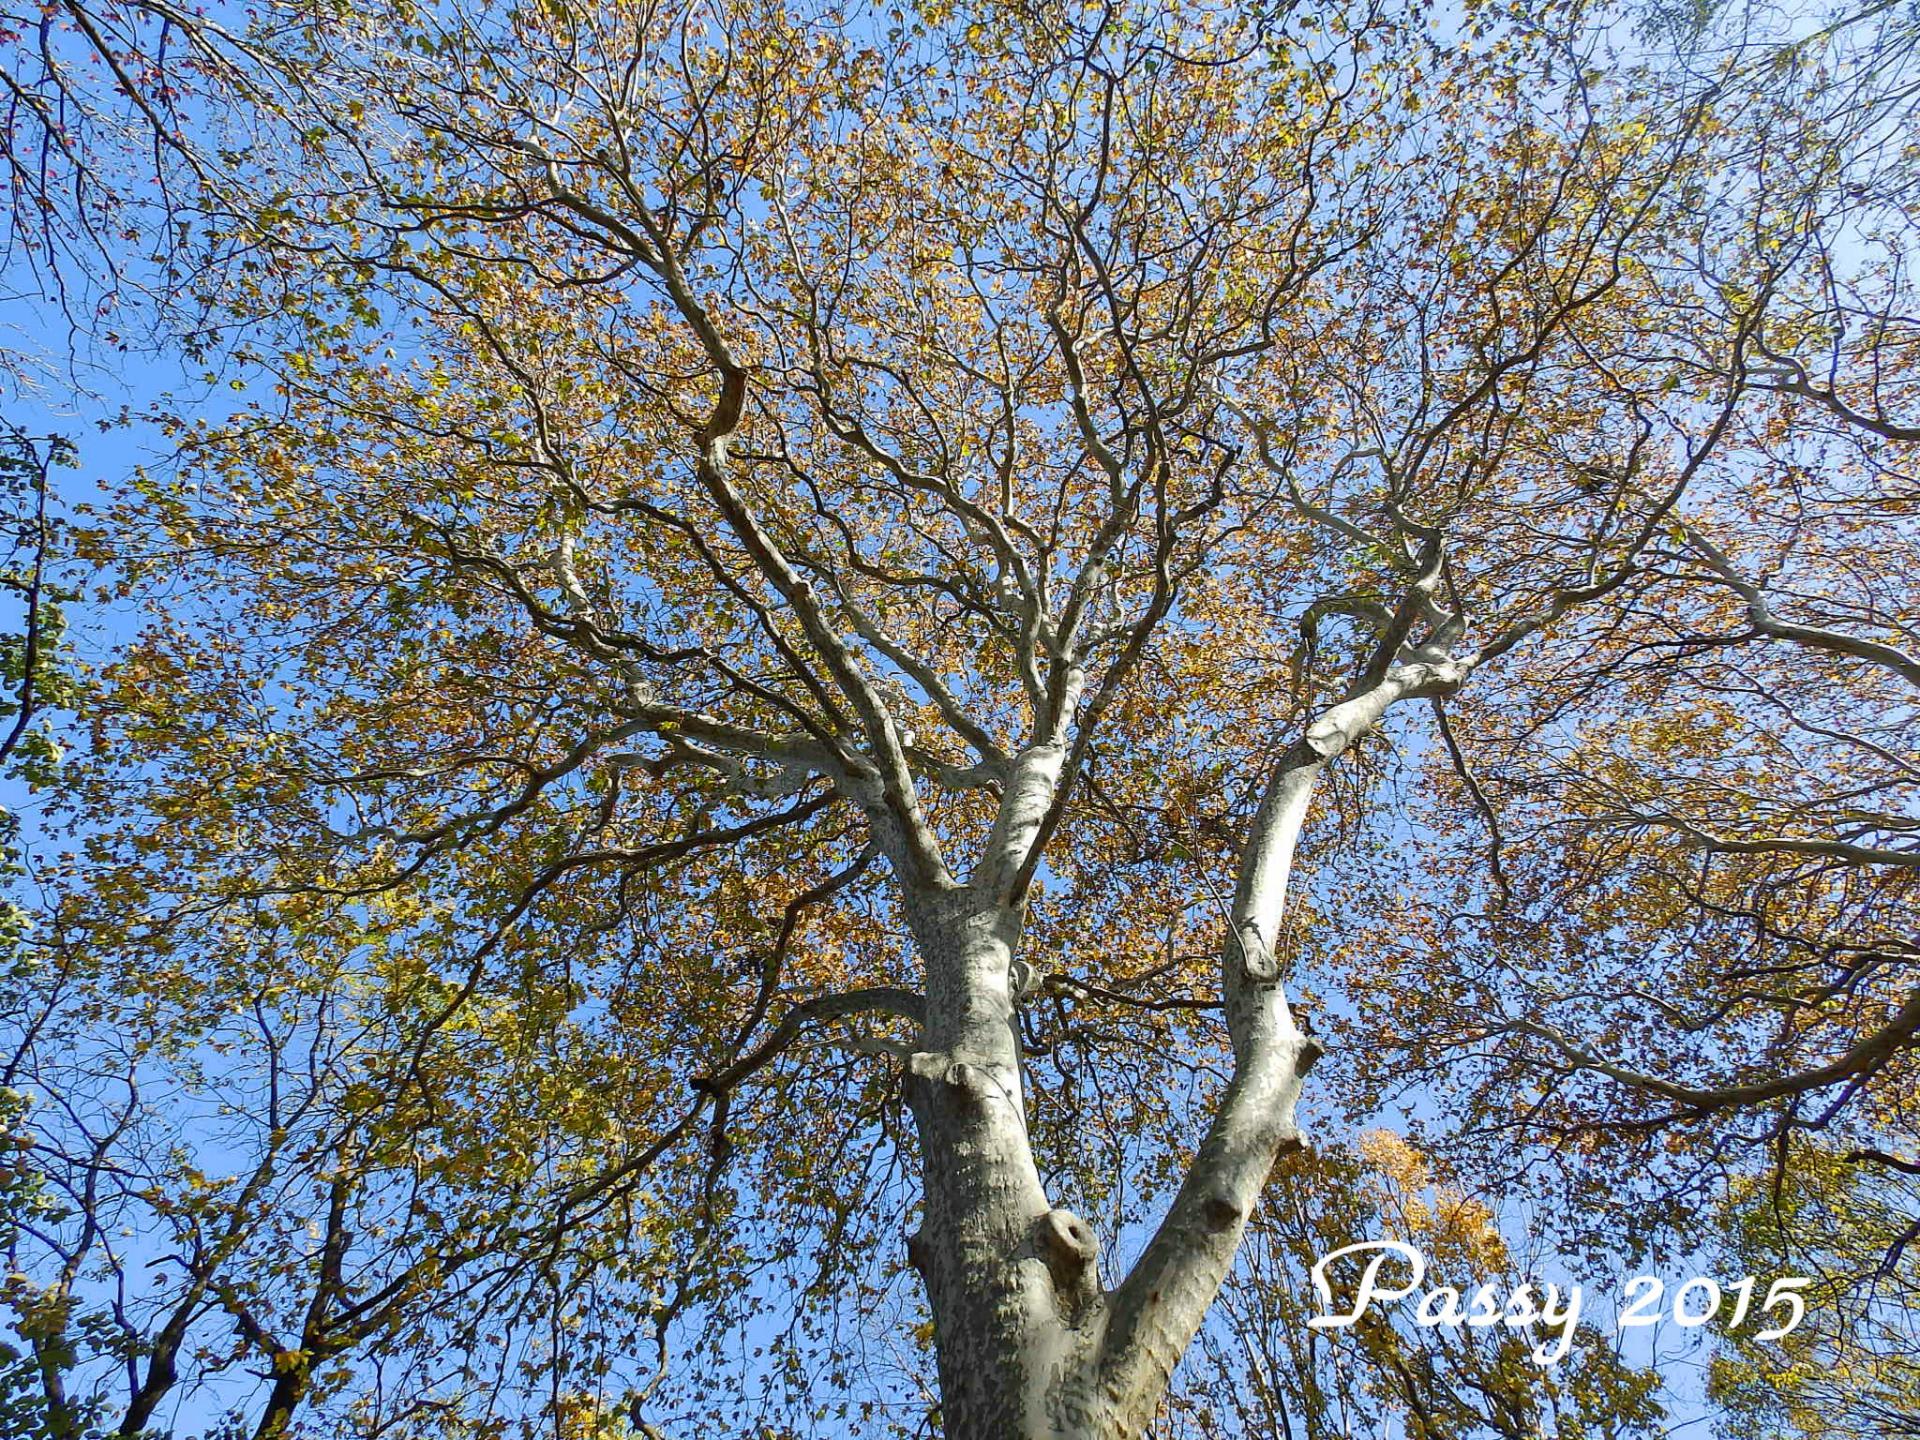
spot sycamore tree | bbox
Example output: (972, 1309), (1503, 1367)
(2, 0), (1917, 1436)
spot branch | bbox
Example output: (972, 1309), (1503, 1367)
(1679, 522), (1920, 687)
(1097, 638), (1476, 1427)
(1502, 987), (1920, 1114)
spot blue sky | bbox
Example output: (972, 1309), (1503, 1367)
(1, 5), (1862, 1428)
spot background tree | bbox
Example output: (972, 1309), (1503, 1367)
(1707, 1145), (1920, 1439)
(1332, 0), (1920, 1257)
(1173, 1133), (1662, 1440)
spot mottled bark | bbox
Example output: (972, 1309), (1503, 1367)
(903, 657), (1470, 1438)
(902, 885), (1075, 1437)
(900, 877), (1315, 1439)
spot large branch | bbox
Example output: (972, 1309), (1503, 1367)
(700, 986), (927, 1095)
(1097, 648), (1474, 1425)
(1604, 810), (1920, 868)
(1754, 349), (1920, 443)
(490, 146), (956, 888)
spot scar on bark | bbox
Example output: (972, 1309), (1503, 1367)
(1035, 1209), (1101, 1314)
(1235, 920), (1279, 982)
(907, 1051), (995, 1112)
(905, 1226), (929, 1275)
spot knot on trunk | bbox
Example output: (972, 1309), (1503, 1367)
(1008, 959), (1045, 1002)
(1035, 1208), (1101, 1315)
(1294, 1033), (1325, 1075)
(906, 1051), (993, 1112)
(1201, 1193), (1244, 1233)
(1235, 920), (1279, 983)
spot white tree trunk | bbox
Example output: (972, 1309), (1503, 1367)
(902, 659), (1467, 1436)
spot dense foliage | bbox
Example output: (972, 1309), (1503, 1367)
(2, 0), (1916, 1434)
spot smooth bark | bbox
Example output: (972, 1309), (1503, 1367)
(900, 656), (1467, 1437)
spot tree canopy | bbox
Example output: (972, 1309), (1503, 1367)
(2, 0), (1917, 1435)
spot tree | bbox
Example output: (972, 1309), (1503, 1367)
(2, 0), (1917, 1436)
(0, 0), (276, 338)
(1707, 1145), (1920, 1439)
(1174, 1132), (1662, 1440)
(0, 428), (104, 1440)
(1328, 0), (1920, 1248)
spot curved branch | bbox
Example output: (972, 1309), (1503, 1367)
(1503, 987), (1920, 1114)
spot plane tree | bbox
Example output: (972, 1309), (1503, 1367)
(4, 0), (1917, 1436)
